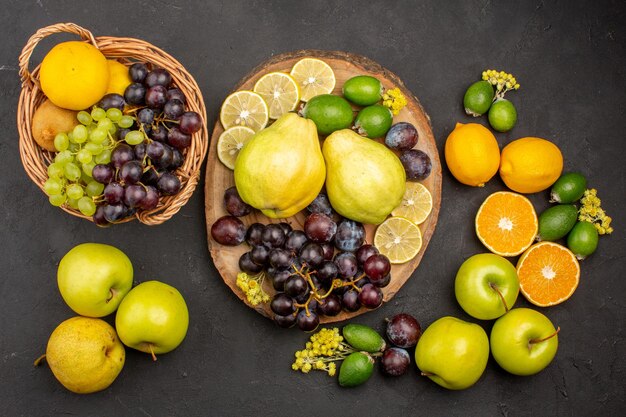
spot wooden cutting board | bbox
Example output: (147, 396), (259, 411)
(205, 50), (441, 324)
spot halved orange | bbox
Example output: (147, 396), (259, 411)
(475, 191), (538, 257)
(516, 241), (580, 306)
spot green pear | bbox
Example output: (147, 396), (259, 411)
(234, 113), (325, 218)
(322, 129), (405, 224)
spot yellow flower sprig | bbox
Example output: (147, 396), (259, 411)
(236, 272), (271, 306)
(482, 69), (520, 99)
(382, 88), (408, 115)
(291, 328), (355, 376)
(579, 189), (613, 235)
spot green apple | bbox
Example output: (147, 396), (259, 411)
(115, 280), (189, 359)
(490, 308), (559, 376)
(57, 243), (133, 317)
(455, 253), (519, 320)
(415, 316), (489, 390)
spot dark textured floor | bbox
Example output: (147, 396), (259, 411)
(1, 1), (624, 416)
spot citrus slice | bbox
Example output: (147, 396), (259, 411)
(391, 183), (433, 225)
(516, 241), (580, 306)
(475, 191), (538, 257)
(216, 126), (256, 169)
(374, 217), (422, 264)
(220, 91), (269, 132)
(253, 72), (300, 119)
(290, 58), (336, 101)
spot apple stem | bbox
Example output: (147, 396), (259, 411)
(420, 371), (435, 377)
(33, 354), (46, 367)
(106, 288), (116, 303)
(149, 344), (157, 362)
(489, 282), (509, 313)
(530, 326), (561, 345)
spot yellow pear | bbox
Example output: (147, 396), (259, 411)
(323, 129), (406, 224)
(234, 113), (325, 218)
(42, 316), (125, 394)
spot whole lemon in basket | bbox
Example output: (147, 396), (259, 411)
(499, 137), (563, 194)
(234, 113), (325, 218)
(40, 41), (109, 110)
(444, 122), (500, 187)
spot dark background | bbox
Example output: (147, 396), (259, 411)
(1, 1), (624, 416)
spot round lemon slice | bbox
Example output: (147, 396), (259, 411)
(391, 182), (433, 225)
(220, 90), (269, 132)
(253, 72), (300, 119)
(216, 126), (256, 169)
(289, 58), (336, 101)
(374, 217), (423, 264)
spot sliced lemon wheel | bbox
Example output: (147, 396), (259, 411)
(374, 217), (423, 264)
(216, 126), (256, 169)
(289, 58), (336, 101)
(220, 90), (269, 132)
(253, 72), (300, 119)
(391, 182), (433, 225)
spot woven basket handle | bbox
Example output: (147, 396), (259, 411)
(18, 22), (98, 90)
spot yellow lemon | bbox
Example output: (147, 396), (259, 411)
(499, 137), (563, 194)
(444, 122), (500, 187)
(40, 41), (109, 110)
(105, 60), (131, 96)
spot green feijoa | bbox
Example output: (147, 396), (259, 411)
(338, 352), (375, 387)
(567, 221), (599, 260)
(302, 94), (354, 136)
(354, 105), (393, 138)
(343, 75), (383, 106)
(537, 204), (578, 241)
(550, 172), (587, 203)
(343, 324), (386, 353)
(463, 80), (495, 117)
(488, 98), (517, 132)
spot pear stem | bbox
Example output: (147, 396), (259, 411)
(489, 282), (509, 313)
(148, 344), (157, 362)
(529, 327), (561, 345)
(421, 371), (435, 377)
(33, 354), (46, 367)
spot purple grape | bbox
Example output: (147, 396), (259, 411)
(342, 290), (361, 312)
(103, 182), (125, 204)
(102, 203), (126, 222)
(269, 268), (291, 289)
(167, 127), (192, 149)
(246, 223), (265, 246)
(299, 242), (324, 268)
(111, 144), (134, 169)
(117, 128), (131, 141)
(145, 68), (172, 88)
(156, 172), (181, 195)
(141, 167), (160, 185)
(320, 242), (334, 260)
(250, 245), (270, 266)
(166, 88), (186, 104)
(262, 224), (286, 248)
(335, 219), (365, 252)
(364, 254), (391, 282)
(399, 149), (432, 181)
(385, 122), (418, 151)
(123, 184), (147, 208)
(296, 310), (320, 332)
(164, 99), (185, 119)
(211, 215), (246, 246)
(278, 222), (292, 236)
(269, 248), (294, 270)
(274, 313), (297, 328)
(124, 83), (146, 105)
(316, 261), (339, 284)
(304, 213), (337, 243)
(239, 251), (263, 274)
(179, 111), (202, 134)
(223, 186), (251, 217)
(145, 85), (167, 109)
(372, 273), (391, 288)
(318, 294), (342, 316)
(358, 283), (383, 309)
(150, 125), (168, 142)
(92, 205), (109, 227)
(154, 145), (173, 170)
(120, 161), (143, 184)
(306, 193), (333, 215)
(386, 313), (421, 348)
(137, 108), (155, 125)
(92, 164), (114, 184)
(139, 186), (159, 210)
(284, 230), (308, 253)
(284, 275), (308, 298)
(270, 293), (296, 316)
(169, 148), (184, 170)
(134, 143), (147, 160)
(146, 141), (165, 160)
(129, 63), (148, 83)
(334, 252), (358, 278)
(380, 347), (411, 376)
(355, 276), (371, 288)
(356, 244), (379, 266)
(98, 93), (125, 111)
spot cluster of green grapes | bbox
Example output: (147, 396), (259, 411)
(43, 107), (133, 216)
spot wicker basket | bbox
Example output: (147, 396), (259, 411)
(17, 23), (208, 225)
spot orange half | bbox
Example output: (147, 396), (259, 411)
(516, 241), (580, 306)
(475, 191), (538, 257)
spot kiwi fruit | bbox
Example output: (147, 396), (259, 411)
(31, 99), (79, 151)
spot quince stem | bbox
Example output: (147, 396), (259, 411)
(148, 344), (157, 362)
(33, 354), (46, 367)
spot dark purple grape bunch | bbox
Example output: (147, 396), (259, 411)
(380, 313), (422, 377)
(384, 122), (432, 181)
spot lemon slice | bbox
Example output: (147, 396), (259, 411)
(216, 126), (256, 169)
(374, 217), (423, 264)
(391, 183), (433, 225)
(290, 58), (336, 101)
(253, 72), (300, 119)
(220, 91), (269, 132)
